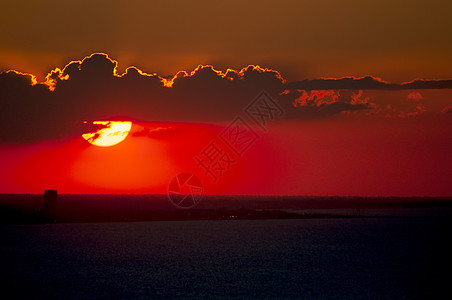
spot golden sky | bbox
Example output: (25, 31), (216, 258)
(1, 0), (452, 81)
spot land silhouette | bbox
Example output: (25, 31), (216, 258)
(1, 192), (451, 224)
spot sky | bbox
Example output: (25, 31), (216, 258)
(2, 0), (452, 82)
(0, 1), (451, 196)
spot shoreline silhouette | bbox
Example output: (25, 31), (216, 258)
(1, 193), (451, 224)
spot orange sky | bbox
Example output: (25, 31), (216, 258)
(1, 0), (452, 82)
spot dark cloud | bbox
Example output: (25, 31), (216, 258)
(1, 53), (451, 143)
(0, 54), (285, 143)
(441, 105), (452, 114)
(286, 76), (452, 91)
(0, 71), (56, 143)
(131, 125), (177, 139)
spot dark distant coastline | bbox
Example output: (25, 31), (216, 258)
(1, 194), (451, 224)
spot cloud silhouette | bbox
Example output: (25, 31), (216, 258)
(285, 76), (452, 90)
(1, 53), (452, 143)
(441, 105), (452, 114)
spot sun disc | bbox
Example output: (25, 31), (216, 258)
(82, 121), (132, 147)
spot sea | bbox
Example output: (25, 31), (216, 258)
(1, 216), (451, 299)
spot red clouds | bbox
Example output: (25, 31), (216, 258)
(292, 90), (340, 107)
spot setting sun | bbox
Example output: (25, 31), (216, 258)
(82, 121), (132, 147)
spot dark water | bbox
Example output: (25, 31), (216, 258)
(1, 218), (451, 299)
